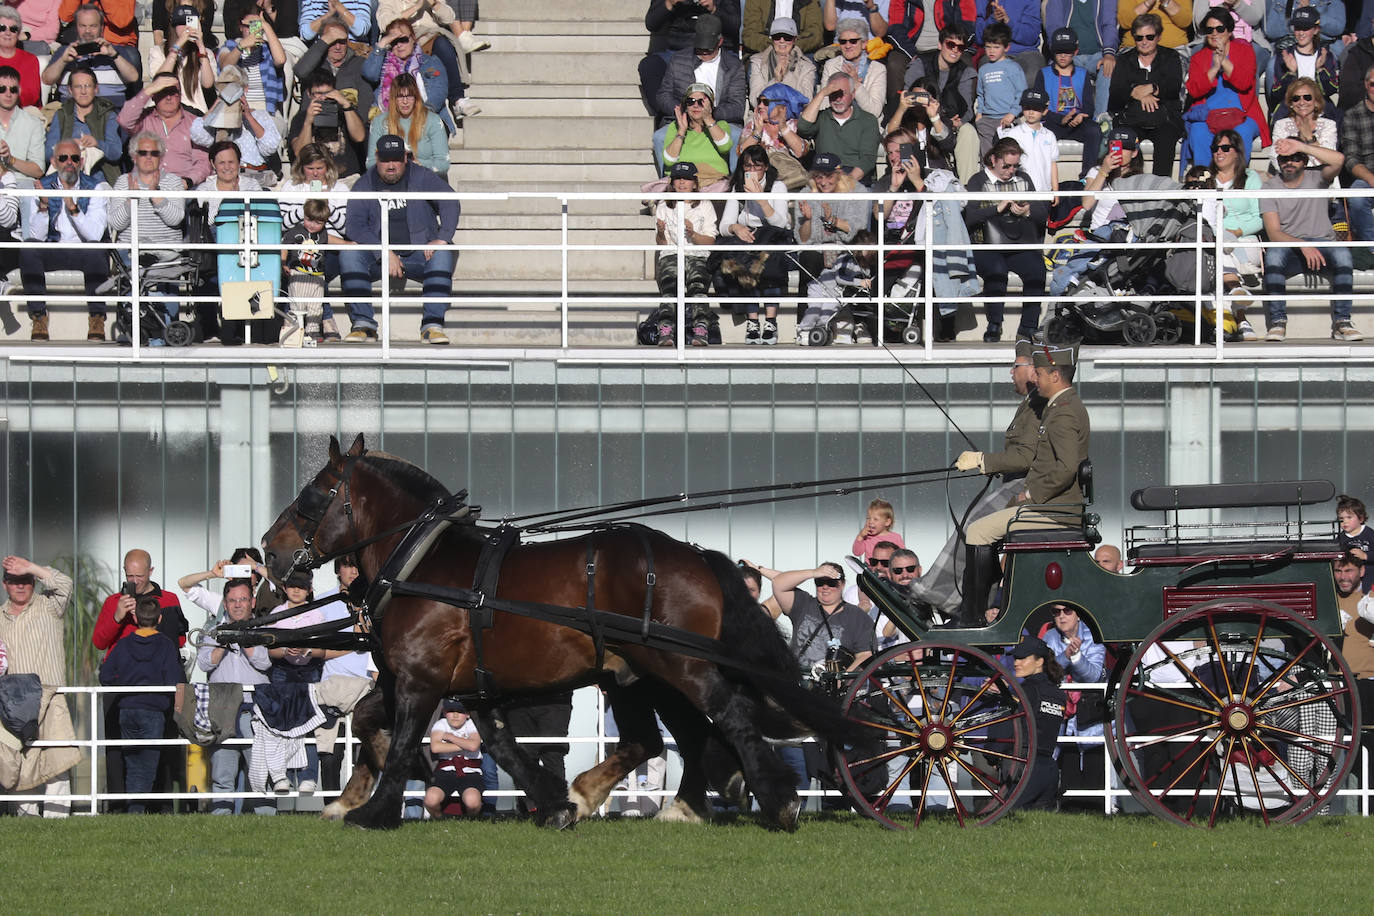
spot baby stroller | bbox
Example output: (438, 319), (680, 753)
(102, 252), (204, 347)
(790, 232), (924, 347)
(1042, 175), (1214, 348)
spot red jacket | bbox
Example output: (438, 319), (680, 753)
(886, 0), (979, 46)
(93, 583), (189, 658)
(1185, 38), (1270, 148)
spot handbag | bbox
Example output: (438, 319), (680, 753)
(1205, 108), (1246, 132)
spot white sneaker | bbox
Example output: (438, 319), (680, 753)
(298, 779), (318, 795)
(1237, 319), (1259, 342)
(272, 776), (291, 794)
(451, 98), (482, 120)
(455, 30), (490, 53)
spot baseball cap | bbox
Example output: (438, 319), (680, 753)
(1050, 27), (1079, 53)
(376, 133), (407, 162)
(171, 5), (198, 25)
(811, 151), (843, 173)
(669, 161), (698, 180)
(1289, 6), (1320, 29)
(1021, 88), (1049, 110)
(1011, 636), (1053, 661)
(769, 16), (798, 37)
(694, 13), (722, 50)
(442, 698), (467, 713)
(1108, 125), (1139, 150)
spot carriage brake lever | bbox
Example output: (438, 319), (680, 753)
(1179, 545), (1294, 580)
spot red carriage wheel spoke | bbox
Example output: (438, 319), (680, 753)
(847, 739), (923, 771)
(1205, 617), (1236, 699)
(952, 709), (1028, 738)
(1236, 740), (1272, 827)
(953, 740), (1027, 766)
(938, 650), (961, 721)
(1252, 684), (1353, 720)
(1158, 642), (1226, 708)
(936, 756), (967, 828)
(1248, 732), (1319, 800)
(1239, 617), (1267, 698)
(958, 751), (1014, 808)
(1122, 720), (1215, 754)
(945, 677), (1001, 728)
(1124, 685), (1219, 720)
(871, 752), (925, 813)
(1146, 729), (1225, 799)
(1253, 721), (1353, 754)
(911, 759), (936, 828)
(1207, 737), (1237, 827)
(1249, 636), (1321, 706)
(869, 677), (929, 734)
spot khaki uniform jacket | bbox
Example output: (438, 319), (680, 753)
(980, 393), (1044, 479)
(1024, 387), (1090, 506)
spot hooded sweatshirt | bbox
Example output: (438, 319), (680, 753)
(98, 630), (186, 711)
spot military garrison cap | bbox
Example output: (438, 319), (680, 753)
(1032, 344), (1076, 369)
(1014, 339), (1036, 360)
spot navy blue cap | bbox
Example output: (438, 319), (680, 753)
(811, 151), (843, 173)
(1050, 27), (1079, 53)
(1108, 125), (1138, 150)
(1012, 636), (1053, 660)
(376, 133), (407, 162)
(1289, 6), (1320, 28)
(1021, 88), (1049, 110)
(669, 161), (698, 180)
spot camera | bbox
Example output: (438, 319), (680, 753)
(122, 580), (138, 598)
(75, 41), (103, 56)
(313, 99), (340, 141)
(224, 563), (253, 579)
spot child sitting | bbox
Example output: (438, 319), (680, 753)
(650, 161), (717, 347)
(1034, 28), (1101, 179)
(281, 198), (342, 343)
(98, 595), (186, 814)
(975, 23), (1025, 156)
(853, 496), (907, 560)
(1339, 494), (1374, 591)
(423, 698), (484, 818)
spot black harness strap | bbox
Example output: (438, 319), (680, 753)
(467, 525), (520, 699)
(584, 533), (607, 671)
(634, 527), (657, 641)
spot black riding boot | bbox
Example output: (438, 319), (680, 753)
(957, 545), (1000, 628)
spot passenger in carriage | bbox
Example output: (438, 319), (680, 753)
(952, 344), (1090, 627)
(1337, 494), (1374, 591)
(1093, 543), (1125, 572)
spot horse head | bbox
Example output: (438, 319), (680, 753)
(262, 432), (367, 581)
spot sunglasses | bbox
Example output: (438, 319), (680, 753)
(943, 39), (965, 50)
(1052, 606), (1077, 616)
(1132, 31), (1158, 40)
(0, 84), (17, 94)
(868, 557), (890, 567)
(1278, 153), (1307, 162)
(1212, 142), (1235, 152)
(838, 36), (863, 45)
(771, 33), (795, 41)
(393, 35), (414, 43)
(995, 160), (1020, 170)
(694, 46), (716, 54)
(0, 24), (19, 34)
(686, 97), (708, 106)
(814, 577), (842, 588)
(1290, 93), (1315, 102)
(136, 149), (163, 157)
(1203, 24), (1231, 34)
(891, 564), (918, 574)
(55, 153), (80, 162)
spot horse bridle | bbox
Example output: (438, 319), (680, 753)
(285, 454), (364, 573)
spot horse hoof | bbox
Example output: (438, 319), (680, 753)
(654, 798), (705, 824)
(344, 802), (402, 831)
(775, 796), (801, 833)
(321, 801), (349, 821)
(536, 802), (579, 831)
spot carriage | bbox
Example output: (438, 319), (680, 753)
(217, 436), (1359, 831)
(838, 477), (1360, 828)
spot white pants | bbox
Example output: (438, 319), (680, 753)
(17, 777), (70, 817)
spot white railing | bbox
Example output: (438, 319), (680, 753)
(4, 682), (1369, 817)
(1, 184), (1373, 360)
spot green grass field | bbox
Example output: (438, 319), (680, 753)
(3, 812), (1374, 914)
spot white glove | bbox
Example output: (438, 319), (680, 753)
(955, 451), (983, 472)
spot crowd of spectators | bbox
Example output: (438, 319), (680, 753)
(0, 0), (488, 344)
(639, 0), (1374, 345)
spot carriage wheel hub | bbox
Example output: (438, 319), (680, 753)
(1222, 703), (1254, 734)
(921, 724), (953, 755)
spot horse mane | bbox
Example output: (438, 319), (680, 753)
(361, 450), (453, 503)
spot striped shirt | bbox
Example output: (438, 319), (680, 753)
(108, 171), (187, 253)
(0, 568), (72, 686)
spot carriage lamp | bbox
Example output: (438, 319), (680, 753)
(1045, 562), (1063, 590)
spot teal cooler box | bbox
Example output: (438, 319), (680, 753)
(215, 198), (282, 331)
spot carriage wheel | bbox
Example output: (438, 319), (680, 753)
(1122, 312), (1157, 347)
(1109, 600), (1360, 827)
(1153, 311), (1183, 346)
(1045, 314), (1084, 346)
(835, 642), (1034, 829)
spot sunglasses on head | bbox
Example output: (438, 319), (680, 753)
(814, 576), (841, 588)
(868, 557), (890, 567)
(891, 564), (918, 574)
(1133, 31), (1158, 40)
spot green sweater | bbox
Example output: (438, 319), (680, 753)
(797, 107), (880, 183)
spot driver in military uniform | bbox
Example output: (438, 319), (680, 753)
(951, 344), (1091, 625)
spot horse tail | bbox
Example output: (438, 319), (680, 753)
(699, 549), (865, 745)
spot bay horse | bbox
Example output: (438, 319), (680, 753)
(261, 435), (852, 830)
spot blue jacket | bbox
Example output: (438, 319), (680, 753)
(1042, 0), (1118, 57)
(975, 0), (1044, 55)
(98, 631), (185, 712)
(345, 162), (460, 248)
(361, 48), (449, 115)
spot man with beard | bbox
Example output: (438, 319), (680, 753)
(1336, 552), (1374, 756)
(340, 133), (459, 344)
(19, 138), (110, 341)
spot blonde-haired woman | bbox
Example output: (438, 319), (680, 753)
(365, 71), (447, 174)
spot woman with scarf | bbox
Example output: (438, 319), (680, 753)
(745, 20), (818, 107)
(362, 18), (449, 125)
(819, 17), (886, 118)
(375, 0), (481, 123)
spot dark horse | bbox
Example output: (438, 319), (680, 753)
(261, 435), (852, 830)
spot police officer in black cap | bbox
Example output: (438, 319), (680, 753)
(1010, 635), (1067, 810)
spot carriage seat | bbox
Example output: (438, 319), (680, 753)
(1129, 479), (1335, 512)
(1128, 539), (1344, 564)
(1000, 458), (1100, 552)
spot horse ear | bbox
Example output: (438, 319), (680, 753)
(328, 435), (343, 465)
(347, 433), (366, 457)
